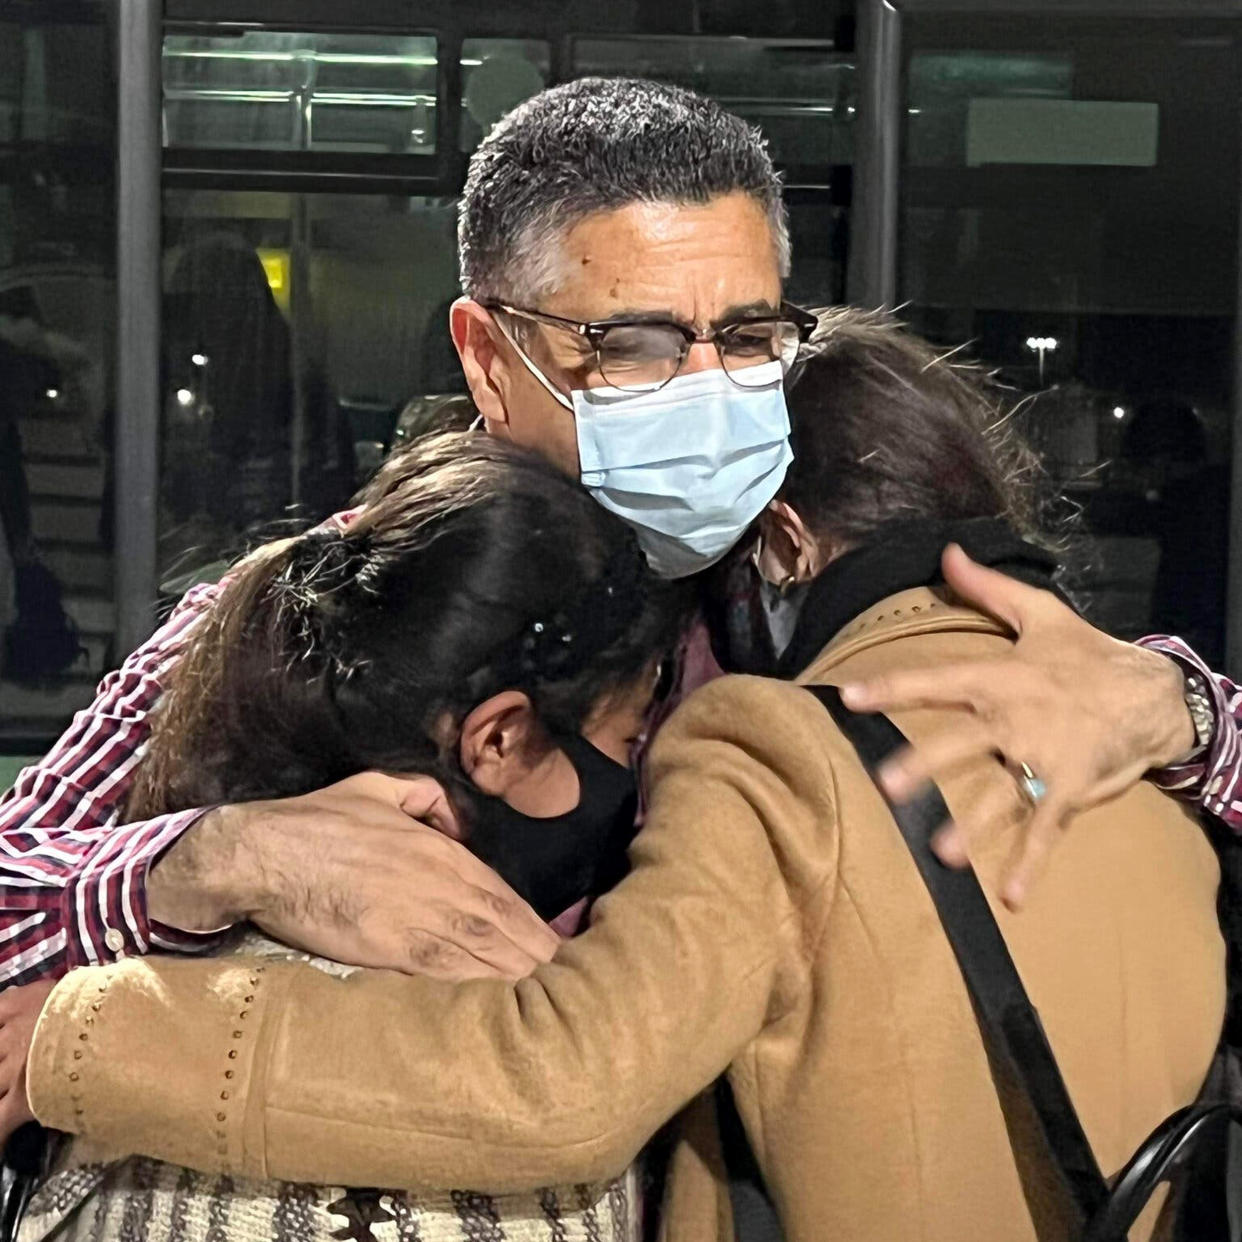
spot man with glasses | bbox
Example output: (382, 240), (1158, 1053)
(0, 79), (1233, 1117)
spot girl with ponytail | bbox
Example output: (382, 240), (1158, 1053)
(18, 430), (687, 1242)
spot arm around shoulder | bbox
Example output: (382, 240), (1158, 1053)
(28, 676), (840, 1194)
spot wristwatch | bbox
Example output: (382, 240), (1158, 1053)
(1184, 673), (1215, 753)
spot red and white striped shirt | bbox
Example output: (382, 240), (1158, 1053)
(0, 583), (224, 986)
(0, 579), (1238, 988)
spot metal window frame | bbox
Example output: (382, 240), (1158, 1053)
(851, 0), (1242, 676)
(115, 0), (163, 656)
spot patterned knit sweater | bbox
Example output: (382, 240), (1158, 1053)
(19, 931), (641, 1242)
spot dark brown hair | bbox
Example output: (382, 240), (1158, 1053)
(780, 307), (1043, 545)
(126, 432), (688, 822)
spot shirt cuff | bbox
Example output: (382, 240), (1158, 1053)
(60, 808), (229, 970)
(1138, 635), (1239, 822)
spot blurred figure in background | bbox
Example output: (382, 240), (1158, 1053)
(0, 298), (86, 684)
(1119, 399), (1229, 667)
(159, 234), (354, 583)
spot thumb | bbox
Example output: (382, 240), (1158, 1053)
(941, 543), (1037, 636)
(371, 772), (464, 840)
(397, 777), (462, 840)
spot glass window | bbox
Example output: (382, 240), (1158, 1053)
(1, 7), (117, 748)
(153, 28), (853, 604)
(570, 36), (854, 170)
(459, 38), (549, 153)
(900, 16), (1238, 664)
(159, 190), (467, 594)
(162, 32), (438, 154)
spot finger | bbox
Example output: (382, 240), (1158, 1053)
(467, 885), (560, 965)
(876, 723), (1001, 801)
(402, 928), (520, 982)
(429, 841), (562, 958)
(940, 543), (1060, 637)
(933, 780), (1028, 874)
(426, 894), (552, 979)
(931, 822), (971, 869)
(1002, 798), (1069, 912)
(840, 662), (992, 715)
(392, 777), (464, 841)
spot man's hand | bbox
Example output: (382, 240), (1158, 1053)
(0, 979), (56, 1144)
(149, 772), (560, 981)
(840, 544), (1196, 910)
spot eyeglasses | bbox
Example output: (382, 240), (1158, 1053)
(485, 300), (817, 394)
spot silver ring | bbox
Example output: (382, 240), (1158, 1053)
(1018, 762), (1047, 804)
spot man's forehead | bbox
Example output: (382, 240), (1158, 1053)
(539, 194), (783, 326)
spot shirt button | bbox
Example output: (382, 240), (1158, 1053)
(103, 928), (126, 955)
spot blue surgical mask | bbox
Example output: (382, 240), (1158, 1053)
(498, 319), (794, 579)
(573, 362), (793, 578)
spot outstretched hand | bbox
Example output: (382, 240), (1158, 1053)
(0, 978), (55, 1146)
(840, 544), (1196, 910)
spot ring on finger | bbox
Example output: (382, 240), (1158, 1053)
(1017, 762), (1047, 805)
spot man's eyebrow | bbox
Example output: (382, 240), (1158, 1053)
(713, 299), (780, 326)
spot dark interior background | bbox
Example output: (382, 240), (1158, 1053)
(0, 0), (1237, 780)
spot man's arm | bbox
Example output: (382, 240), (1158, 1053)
(0, 583), (226, 985)
(22, 676), (824, 1193)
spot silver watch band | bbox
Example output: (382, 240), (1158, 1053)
(1184, 673), (1215, 752)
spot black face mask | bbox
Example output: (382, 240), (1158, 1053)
(465, 733), (640, 923)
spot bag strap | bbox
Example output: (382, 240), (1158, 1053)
(806, 685), (1112, 1224)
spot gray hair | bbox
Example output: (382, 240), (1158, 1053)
(458, 77), (791, 304)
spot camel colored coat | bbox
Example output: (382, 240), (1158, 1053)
(29, 587), (1225, 1242)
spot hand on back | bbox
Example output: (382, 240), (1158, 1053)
(841, 544), (1196, 909)
(149, 772), (560, 982)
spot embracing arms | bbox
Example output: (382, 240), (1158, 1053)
(1, 544), (1230, 987)
(25, 677), (829, 1192)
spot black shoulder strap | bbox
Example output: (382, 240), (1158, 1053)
(806, 684), (1111, 1224)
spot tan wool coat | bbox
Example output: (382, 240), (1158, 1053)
(29, 586), (1226, 1242)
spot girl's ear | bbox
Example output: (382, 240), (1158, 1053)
(458, 690), (544, 796)
(756, 501), (826, 585)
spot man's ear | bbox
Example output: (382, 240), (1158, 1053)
(458, 690), (544, 796)
(451, 297), (514, 433)
(757, 501), (826, 584)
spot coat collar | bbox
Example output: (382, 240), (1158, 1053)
(795, 584), (1009, 685)
(774, 518), (1058, 679)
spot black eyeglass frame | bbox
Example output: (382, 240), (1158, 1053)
(484, 299), (818, 391)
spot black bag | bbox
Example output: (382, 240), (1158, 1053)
(719, 686), (1240, 1241)
(0, 1123), (47, 1242)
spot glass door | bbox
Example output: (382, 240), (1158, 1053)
(0, 0), (118, 751)
(896, 7), (1239, 667)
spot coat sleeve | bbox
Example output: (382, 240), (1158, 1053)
(27, 677), (839, 1194)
